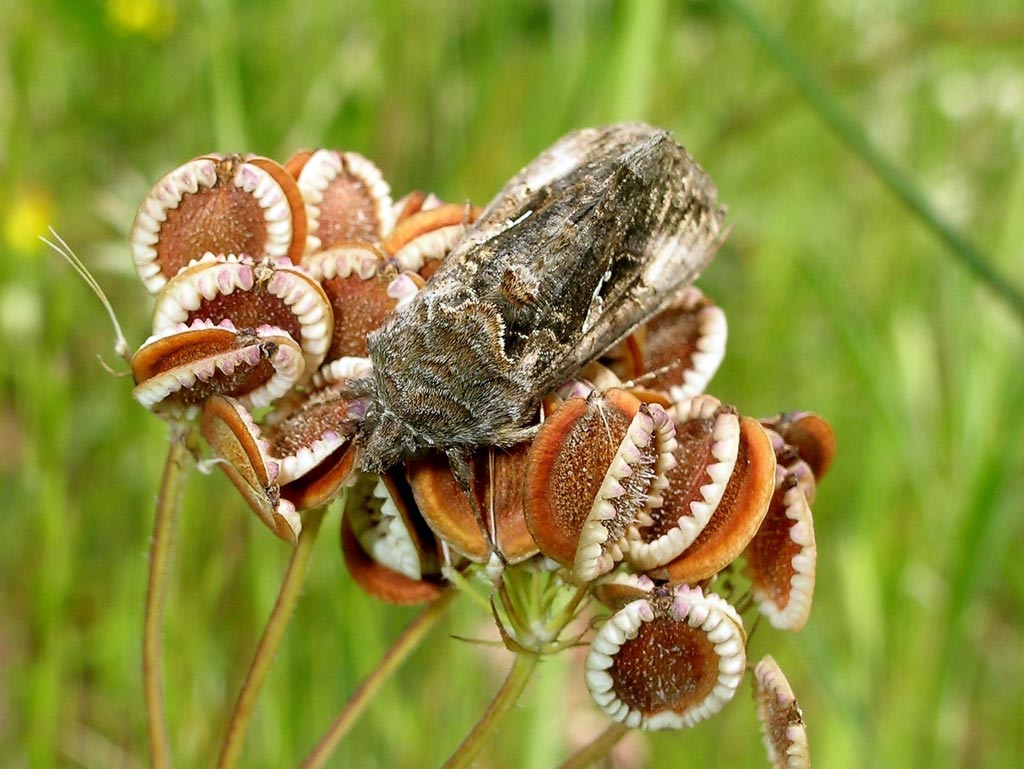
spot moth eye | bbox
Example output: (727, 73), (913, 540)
(150, 254), (334, 380)
(406, 443), (538, 565)
(340, 473), (447, 605)
(585, 584), (746, 730)
(201, 395), (301, 543)
(131, 154), (307, 294)
(286, 149), (395, 253)
(744, 465), (817, 632)
(752, 655), (810, 769)
(131, 319), (305, 416)
(627, 395), (776, 583)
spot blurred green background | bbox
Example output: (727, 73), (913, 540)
(2, 0), (1022, 767)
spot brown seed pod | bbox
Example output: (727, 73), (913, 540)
(262, 382), (365, 511)
(591, 572), (657, 611)
(131, 154), (307, 294)
(745, 468), (817, 631)
(585, 584), (746, 730)
(151, 254), (333, 379)
(286, 149), (395, 253)
(752, 655), (810, 769)
(201, 395), (301, 543)
(131, 320), (305, 415)
(653, 405), (777, 585)
(606, 287), (727, 400)
(761, 412), (835, 481)
(340, 473), (446, 605)
(303, 245), (402, 361)
(626, 395), (743, 571)
(523, 390), (674, 582)
(381, 202), (481, 275)
(406, 443), (538, 565)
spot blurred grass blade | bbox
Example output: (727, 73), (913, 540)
(718, 0), (1024, 324)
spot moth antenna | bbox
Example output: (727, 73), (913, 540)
(616, 360), (681, 391)
(42, 227), (132, 364)
(446, 447), (504, 564)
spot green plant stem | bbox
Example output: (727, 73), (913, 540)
(216, 506), (327, 769)
(718, 0), (1024, 324)
(143, 426), (194, 769)
(299, 589), (458, 769)
(554, 722), (631, 769)
(441, 652), (540, 769)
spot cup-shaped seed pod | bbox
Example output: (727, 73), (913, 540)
(654, 408), (777, 585)
(341, 473), (446, 605)
(591, 572), (657, 612)
(285, 149), (395, 253)
(744, 468), (817, 631)
(761, 412), (835, 482)
(131, 320), (305, 416)
(303, 245), (404, 361)
(262, 383), (366, 511)
(406, 443), (538, 565)
(586, 584), (746, 730)
(752, 655), (810, 769)
(524, 390), (676, 583)
(201, 395), (301, 543)
(131, 154), (306, 294)
(380, 202), (481, 276)
(603, 287), (726, 401)
(151, 254), (333, 379)
(626, 395), (744, 571)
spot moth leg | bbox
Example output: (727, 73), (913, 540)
(445, 446), (505, 564)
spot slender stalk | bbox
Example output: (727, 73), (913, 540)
(299, 590), (459, 769)
(216, 506), (327, 769)
(554, 722), (631, 769)
(718, 0), (1024, 324)
(144, 426), (194, 769)
(441, 652), (540, 769)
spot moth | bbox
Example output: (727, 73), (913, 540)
(357, 122), (726, 481)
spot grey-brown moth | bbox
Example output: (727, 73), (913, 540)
(357, 122), (726, 477)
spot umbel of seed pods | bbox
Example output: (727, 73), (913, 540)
(128, 134), (834, 769)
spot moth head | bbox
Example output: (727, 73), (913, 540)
(358, 408), (420, 476)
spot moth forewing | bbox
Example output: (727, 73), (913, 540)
(359, 123), (725, 474)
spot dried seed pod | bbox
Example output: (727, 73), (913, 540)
(303, 245), (401, 361)
(406, 443), (538, 564)
(745, 468), (817, 631)
(761, 412), (835, 481)
(655, 411), (777, 585)
(523, 390), (674, 582)
(286, 149), (395, 252)
(340, 473), (445, 605)
(131, 154), (306, 294)
(606, 287), (727, 400)
(591, 572), (657, 611)
(151, 254), (333, 378)
(131, 320), (305, 415)
(626, 395), (743, 571)
(585, 584), (746, 730)
(752, 655), (810, 769)
(201, 395), (301, 543)
(263, 382), (365, 510)
(381, 203), (480, 275)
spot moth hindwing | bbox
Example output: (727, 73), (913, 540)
(360, 122), (726, 473)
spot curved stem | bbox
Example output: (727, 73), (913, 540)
(299, 590), (459, 769)
(441, 652), (540, 769)
(216, 506), (327, 769)
(144, 426), (194, 769)
(554, 722), (631, 769)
